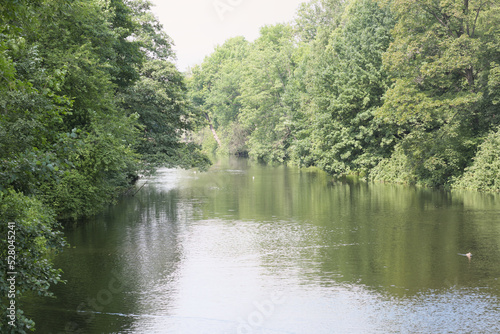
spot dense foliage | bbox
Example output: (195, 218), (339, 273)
(189, 0), (499, 190)
(454, 126), (500, 192)
(1, 0), (499, 330)
(0, 191), (65, 332)
(0, 0), (207, 331)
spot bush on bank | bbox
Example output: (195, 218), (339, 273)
(454, 127), (500, 192)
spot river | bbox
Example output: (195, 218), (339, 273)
(25, 157), (500, 333)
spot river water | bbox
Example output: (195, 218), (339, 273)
(26, 158), (500, 333)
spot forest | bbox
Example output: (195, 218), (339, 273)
(190, 0), (500, 191)
(0, 0), (499, 332)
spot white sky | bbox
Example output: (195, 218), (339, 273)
(149, 0), (309, 71)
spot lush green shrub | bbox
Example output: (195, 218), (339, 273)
(370, 143), (417, 185)
(220, 122), (249, 157)
(0, 190), (66, 333)
(454, 127), (500, 192)
(371, 119), (478, 188)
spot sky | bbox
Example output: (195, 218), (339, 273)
(149, 0), (310, 72)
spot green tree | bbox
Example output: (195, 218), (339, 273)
(24, 0), (143, 218)
(0, 2), (75, 199)
(108, 0), (144, 88)
(188, 36), (250, 155)
(238, 24), (298, 162)
(374, 0), (500, 187)
(121, 0), (209, 168)
(121, 59), (206, 167)
(294, 0), (346, 43)
(127, 0), (174, 61)
(291, 0), (396, 174)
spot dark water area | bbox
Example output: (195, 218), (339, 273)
(25, 158), (500, 333)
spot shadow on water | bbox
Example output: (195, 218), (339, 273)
(24, 157), (500, 333)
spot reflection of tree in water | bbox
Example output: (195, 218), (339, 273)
(25, 162), (500, 333)
(184, 159), (500, 299)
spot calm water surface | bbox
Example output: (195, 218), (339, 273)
(26, 158), (500, 333)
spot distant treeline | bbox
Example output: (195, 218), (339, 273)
(0, 0), (208, 331)
(188, 0), (500, 192)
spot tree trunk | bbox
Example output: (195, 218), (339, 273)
(204, 112), (222, 147)
(465, 66), (475, 90)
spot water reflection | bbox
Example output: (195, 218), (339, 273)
(25, 158), (500, 333)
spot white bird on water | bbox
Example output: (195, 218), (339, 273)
(458, 252), (472, 259)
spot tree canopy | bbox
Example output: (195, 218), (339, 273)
(190, 0), (499, 190)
